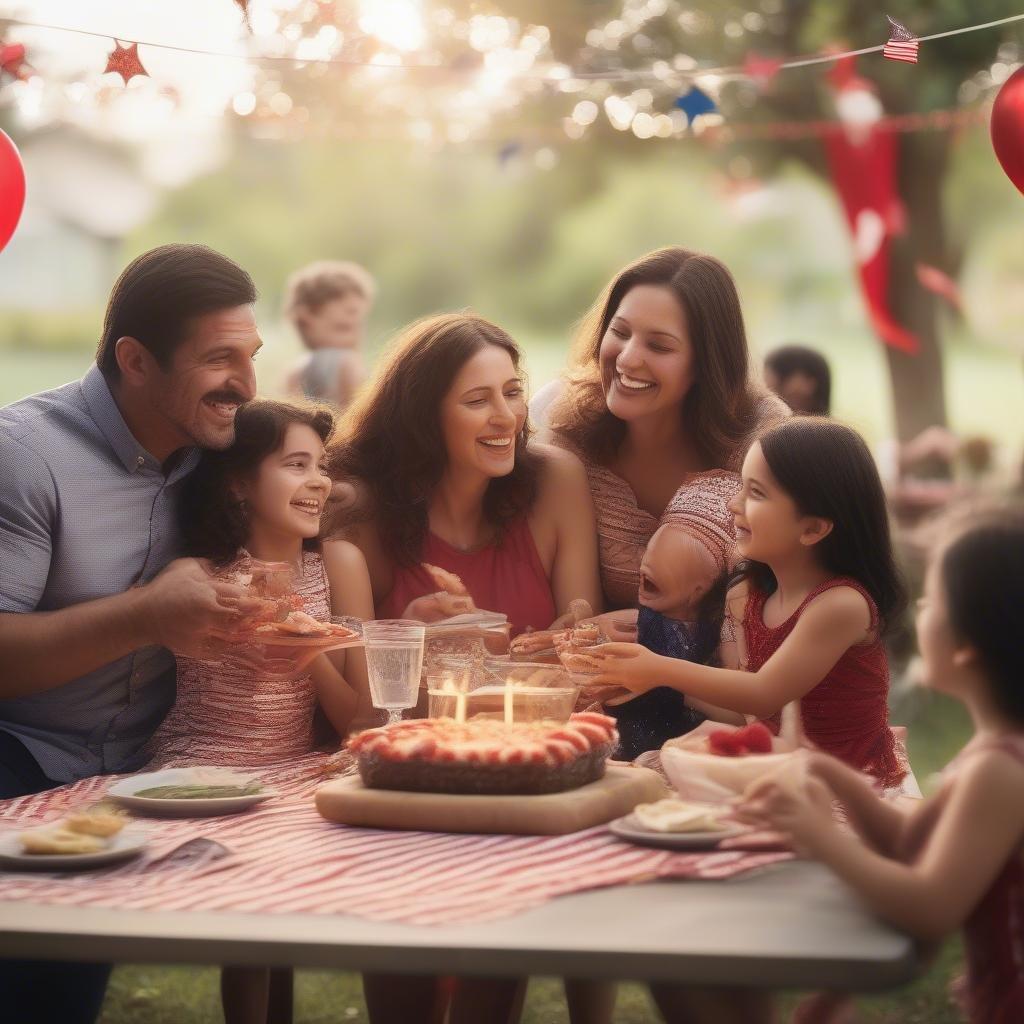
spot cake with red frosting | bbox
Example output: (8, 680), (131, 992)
(348, 712), (619, 795)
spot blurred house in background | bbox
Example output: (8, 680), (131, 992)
(0, 127), (156, 310)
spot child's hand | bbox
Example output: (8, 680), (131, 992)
(562, 642), (664, 694)
(737, 774), (836, 856)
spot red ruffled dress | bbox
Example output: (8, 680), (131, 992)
(377, 517), (557, 638)
(743, 576), (905, 788)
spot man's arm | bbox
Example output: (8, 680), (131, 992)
(0, 559), (261, 700)
(0, 426), (258, 698)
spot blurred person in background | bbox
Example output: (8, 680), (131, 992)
(285, 260), (375, 411)
(763, 344), (832, 416)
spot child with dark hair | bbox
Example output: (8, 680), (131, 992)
(144, 398), (373, 1024)
(146, 397), (372, 768)
(764, 344), (831, 416)
(741, 505), (1024, 1024)
(578, 417), (907, 787)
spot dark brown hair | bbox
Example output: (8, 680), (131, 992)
(764, 344), (832, 415)
(939, 506), (1024, 723)
(180, 399), (335, 565)
(550, 247), (767, 468)
(328, 313), (541, 566)
(96, 244), (257, 381)
(738, 417), (907, 636)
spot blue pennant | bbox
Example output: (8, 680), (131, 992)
(674, 86), (717, 125)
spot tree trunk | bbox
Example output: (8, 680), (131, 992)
(885, 131), (950, 442)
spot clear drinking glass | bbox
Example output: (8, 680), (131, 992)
(362, 619), (426, 726)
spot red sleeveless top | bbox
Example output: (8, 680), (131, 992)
(744, 576), (904, 788)
(949, 735), (1024, 1023)
(377, 517), (557, 638)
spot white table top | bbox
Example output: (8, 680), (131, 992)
(0, 862), (919, 990)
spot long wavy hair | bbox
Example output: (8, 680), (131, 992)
(328, 313), (542, 566)
(735, 417), (907, 637)
(550, 247), (769, 468)
(180, 399), (335, 566)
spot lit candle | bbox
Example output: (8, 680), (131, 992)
(455, 688), (467, 724)
(503, 679), (514, 725)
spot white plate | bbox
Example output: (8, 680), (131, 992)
(107, 768), (277, 817)
(0, 828), (148, 870)
(609, 813), (746, 850)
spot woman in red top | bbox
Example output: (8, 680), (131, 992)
(329, 314), (602, 1024)
(329, 312), (601, 635)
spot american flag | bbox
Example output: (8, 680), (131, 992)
(883, 16), (919, 64)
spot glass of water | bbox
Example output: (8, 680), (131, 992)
(362, 619), (426, 726)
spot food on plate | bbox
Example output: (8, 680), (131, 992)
(63, 809), (128, 837)
(132, 781), (263, 800)
(707, 723), (774, 757)
(254, 611), (358, 639)
(512, 621), (603, 661)
(632, 798), (733, 833)
(348, 712), (619, 795)
(19, 828), (107, 856)
(422, 563), (470, 597)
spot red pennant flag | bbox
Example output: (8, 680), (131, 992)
(104, 41), (149, 85)
(1, 41), (30, 81)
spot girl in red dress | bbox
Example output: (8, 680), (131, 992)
(581, 416), (907, 787)
(743, 508), (1024, 1024)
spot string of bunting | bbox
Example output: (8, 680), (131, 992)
(1, 10), (1022, 88)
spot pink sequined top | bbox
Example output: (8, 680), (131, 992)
(143, 549), (331, 768)
(556, 393), (786, 609)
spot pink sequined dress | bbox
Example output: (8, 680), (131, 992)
(143, 549), (331, 768)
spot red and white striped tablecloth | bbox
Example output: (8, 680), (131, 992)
(0, 756), (791, 926)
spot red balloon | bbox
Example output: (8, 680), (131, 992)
(991, 66), (1024, 196)
(0, 128), (26, 253)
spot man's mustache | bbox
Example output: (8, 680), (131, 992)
(203, 390), (249, 406)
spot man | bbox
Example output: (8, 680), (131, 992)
(0, 243), (264, 1022)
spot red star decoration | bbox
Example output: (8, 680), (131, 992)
(104, 41), (148, 85)
(1, 41), (30, 81)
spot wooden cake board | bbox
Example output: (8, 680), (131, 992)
(315, 766), (668, 835)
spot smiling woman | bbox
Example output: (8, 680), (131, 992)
(327, 312), (602, 637)
(544, 247), (788, 610)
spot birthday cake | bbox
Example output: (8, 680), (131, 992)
(348, 712), (619, 795)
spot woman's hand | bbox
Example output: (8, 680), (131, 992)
(401, 591), (476, 623)
(561, 642), (664, 694)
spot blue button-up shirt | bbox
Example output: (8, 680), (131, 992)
(0, 364), (199, 783)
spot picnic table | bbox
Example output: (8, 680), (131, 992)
(0, 756), (920, 992)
